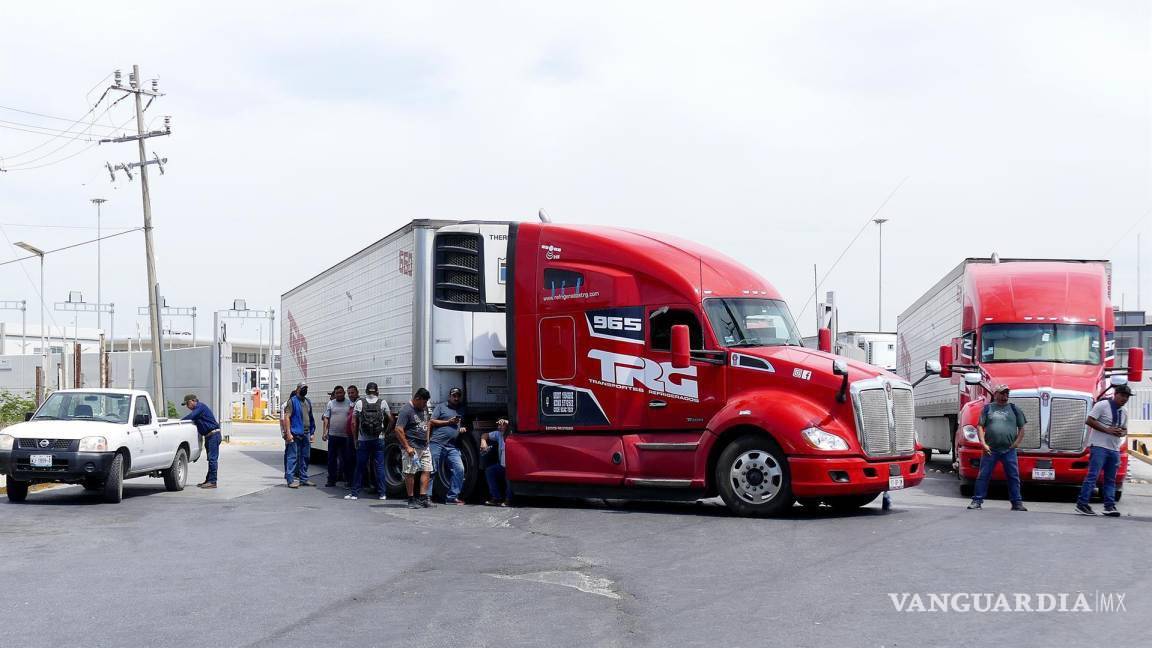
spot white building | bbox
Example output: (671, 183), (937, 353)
(0, 323), (105, 355)
(837, 331), (897, 371)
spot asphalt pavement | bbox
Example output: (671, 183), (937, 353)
(2, 423), (1150, 648)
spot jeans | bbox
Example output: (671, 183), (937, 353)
(972, 448), (1022, 504)
(485, 464), (507, 501)
(432, 443), (465, 502)
(327, 436), (353, 484)
(203, 431), (221, 483)
(1077, 445), (1121, 507)
(284, 434), (312, 484)
(351, 438), (385, 497)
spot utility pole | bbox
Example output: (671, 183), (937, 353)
(1138, 233), (1142, 312)
(104, 65), (171, 408)
(873, 218), (889, 330)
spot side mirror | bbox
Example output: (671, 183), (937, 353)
(832, 359), (848, 376)
(133, 414), (151, 427)
(24, 412), (34, 422)
(924, 360), (941, 376)
(938, 345), (954, 379)
(670, 324), (691, 369)
(818, 328), (832, 353)
(962, 372), (982, 386)
(1127, 348), (1144, 383)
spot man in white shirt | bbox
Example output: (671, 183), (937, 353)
(1075, 384), (1131, 517)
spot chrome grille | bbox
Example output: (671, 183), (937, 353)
(891, 390), (916, 454)
(1049, 398), (1088, 451)
(1008, 397), (1041, 450)
(857, 389), (890, 455)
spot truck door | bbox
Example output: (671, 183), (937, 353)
(622, 305), (723, 485)
(133, 395), (163, 471)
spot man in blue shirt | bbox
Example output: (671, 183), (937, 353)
(281, 383), (316, 488)
(182, 394), (221, 489)
(429, 387), (467, 504)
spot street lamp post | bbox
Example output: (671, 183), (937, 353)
(15, 242), (47, 377)
(91, 198), (107, 342)
(873, 218), (889, 331)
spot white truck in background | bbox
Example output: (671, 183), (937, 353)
(0, 389), (202, 503)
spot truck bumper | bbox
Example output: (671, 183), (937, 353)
(788, 453), (925, 497)
(0, 449), (117, 483)
(956, 446), (1127, 486)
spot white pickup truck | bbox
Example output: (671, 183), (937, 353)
(0, 388), (202, 503)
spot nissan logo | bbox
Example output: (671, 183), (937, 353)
(38, 439), (50, 449)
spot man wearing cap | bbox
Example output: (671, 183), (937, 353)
(1076, 384), (1131, 516)
(429, 387), (468, 504)
(968, 385), (1028, 511)
(282, 383), (316, 489)
(182, 394), (221, 489)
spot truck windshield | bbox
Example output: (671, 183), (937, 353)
(33, 393), (133, 424)
(704, 298), (803, 348)
(979, 324), (1102, 365)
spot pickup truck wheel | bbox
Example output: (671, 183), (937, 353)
(103, 454), (125, 503)
(163, 448), (189, 492)
(715, 435), (793, 517)
(825, 493), (880, 510)
(6, 479), (29, 503)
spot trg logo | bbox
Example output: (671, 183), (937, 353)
(588, 349), (698, 401)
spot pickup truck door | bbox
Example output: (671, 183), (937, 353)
(132, 395), (164, 471)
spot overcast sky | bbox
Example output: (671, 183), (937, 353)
(0, 1), (1148, 345)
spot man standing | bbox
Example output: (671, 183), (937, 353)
(396, 387), (433, 509)
(346, 381), (391, 501)
(1076, 384), (1131, 517)
(967, 385), (1027, 511)
(182, 394), (221, 489)
(323, 385), (354, 488)
(481, 418), (510, 506)
(430, 387), (468, 505)
(282, 382), (316, 489)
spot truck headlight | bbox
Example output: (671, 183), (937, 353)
(0, 434), (13, 451)
(78, 436), (108, 452)
(802, 427), (849, 451)
(961, 425), (979, 443)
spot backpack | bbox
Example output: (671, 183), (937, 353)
(361, 398), (386, 437)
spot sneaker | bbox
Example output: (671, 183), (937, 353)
(379, 493), (387, 500)
(301, 480), (317, 487)
(407, 497), (419, 509)
(198, 482), (217, 489)
(420, 496), (434, 508)
(344, 494), (358, 500)
(1103, 506), (1121, 517)
(288, 481), (300, 489)
(967, 501), (982, 510)
(1011, 503), (1028, 512)
(1075, 503), (1096, 516)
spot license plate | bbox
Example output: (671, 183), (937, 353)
(1032, 468), (1056, 480)
(30, 454), (52, 468)
(888, 476), (905, 490)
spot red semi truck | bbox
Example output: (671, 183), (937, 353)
(283, 219), (925, 516)
(897, 258), (1143, 497)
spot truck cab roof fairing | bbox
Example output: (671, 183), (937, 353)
(964, 261), (1111, 327)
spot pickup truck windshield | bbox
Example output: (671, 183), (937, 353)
(704, 298), (803, 348)
(979, 323), (1102, 365)
(33, 392), (133, 424)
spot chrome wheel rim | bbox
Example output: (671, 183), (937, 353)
(177, 456), (187, 485)
(729, 449), (783, 504)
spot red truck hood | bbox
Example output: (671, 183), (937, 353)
(741, 345), (899, 384)
(980, 362), (1103, 395)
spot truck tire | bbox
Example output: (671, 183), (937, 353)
(715, 434), (793, 517)
(825, 493), (880, 510)
(163, 448), (189, 492)
(432, 437), (482, 502)
(103, 453), (125, 503)
(382, 438), (407, 496)
(6, 479), (29, 503)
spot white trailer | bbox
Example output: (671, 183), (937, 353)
(280, 219), (511, 498)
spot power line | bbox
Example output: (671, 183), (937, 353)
(2, 113), (135, 171)
(0, 116), (123, 135)
(0, 227), (143, 268)
(0, 89), (129, 164)
(0, 222), (135, 230)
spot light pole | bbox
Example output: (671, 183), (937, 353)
(873, 218), (889, 331)
(15, 242), (47, 375)
(91, 198), (107, 342)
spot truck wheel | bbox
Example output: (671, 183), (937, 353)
(103, 454), (125, 503)
(382, 439), (407, 496)
(825, 493), (880, 510)
(163, 448), (189, 492)
(432, 438), (481, 502)
(715, 434), (793, 517)
(6, 479), (29, 503)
